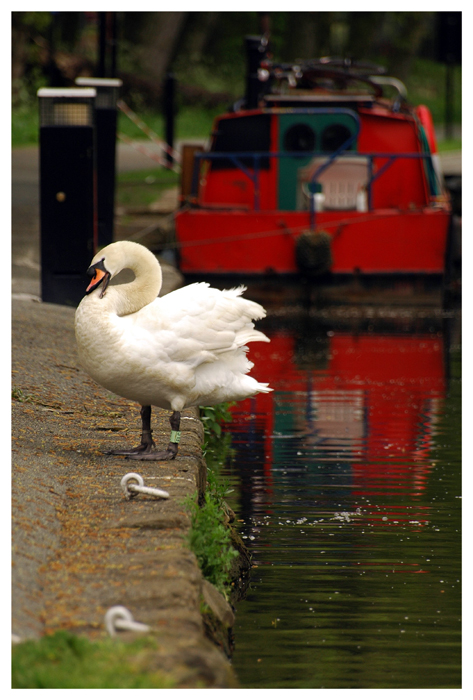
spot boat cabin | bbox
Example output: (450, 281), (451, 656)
(175, 42), (450, 278)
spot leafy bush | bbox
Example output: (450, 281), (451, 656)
(185, 403), (238, 595)
(186, 488), (238, 595)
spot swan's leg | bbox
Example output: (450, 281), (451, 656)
(128, 411), (181, 461)
(106, 405), (156, 455)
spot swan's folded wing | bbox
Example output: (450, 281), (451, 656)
(153, 283), (270, 364)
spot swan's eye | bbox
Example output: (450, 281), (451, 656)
(87, 257), (106, 274)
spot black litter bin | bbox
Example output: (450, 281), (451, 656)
(38, 87), (97, 307)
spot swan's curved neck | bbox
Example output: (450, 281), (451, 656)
(100, 244), (162, 316)
(111, 273), (158, 316)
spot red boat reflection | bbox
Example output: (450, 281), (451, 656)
(230, 325), (446, 506)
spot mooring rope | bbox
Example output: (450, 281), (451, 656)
(117, 98), (181, 167)
(117, 132), (180, 172)
(165, 207), (429, 251)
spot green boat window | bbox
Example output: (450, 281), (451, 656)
(321, 123), (352, 152)
(283, 123), (316, 152)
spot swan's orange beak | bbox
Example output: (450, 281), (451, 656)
(85, 258), (110, 298)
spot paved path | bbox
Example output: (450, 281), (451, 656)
(11, 296), (241, 686)
(11, 142), (241, 687)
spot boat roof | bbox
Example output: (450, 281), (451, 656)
(241, 47), (409, 114)
(264, 93), (376, 104)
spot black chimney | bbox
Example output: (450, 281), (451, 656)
(245, 35), (268, 109)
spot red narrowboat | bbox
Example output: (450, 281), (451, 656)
(175, 37), (452, 284)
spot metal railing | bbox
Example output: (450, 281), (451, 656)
(188, 106), (441, 230)
(190, 148), (440, 228)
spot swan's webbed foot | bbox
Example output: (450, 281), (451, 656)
(106, 439), (155, 456)
(106, 407), (181, 462)
(127, 442), (178, 461)
(105, 405), (156, 455)
(127, 412), (181, 461)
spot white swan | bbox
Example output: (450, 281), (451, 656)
(74, 241), (272, 460)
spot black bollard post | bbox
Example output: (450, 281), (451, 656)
(37, 87), (97, 307)
(164, 73), (176, 168)
(76, 77), (122, 247)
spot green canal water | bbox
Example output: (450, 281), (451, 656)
(220, 305), (461, 689)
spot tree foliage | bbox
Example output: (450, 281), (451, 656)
(12, 11), (456, 112)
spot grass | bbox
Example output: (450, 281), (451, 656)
(116, 167), (179, 208)
(12, 387), (33, 403)
(437, 137), (462, 153)
(118, 104), (223, 144)
(11, 631), (175, 689)
(12, 103), (40, 147)
(11, 102), (222, 148)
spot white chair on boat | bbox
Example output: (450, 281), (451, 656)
(297, 156), (369, 211)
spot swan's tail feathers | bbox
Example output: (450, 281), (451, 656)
(256, 382), (273, 394)
(237, 329), (270, 346)
(222, 287), (268, 321)
(244, 300), (267, 321)
(223, 285), (247, 297)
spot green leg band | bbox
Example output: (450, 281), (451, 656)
(170, 430), (181, 444)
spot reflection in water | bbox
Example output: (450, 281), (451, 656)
(220, 308), (461, 689)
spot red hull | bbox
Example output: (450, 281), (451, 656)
(177, 208), (449, 275)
